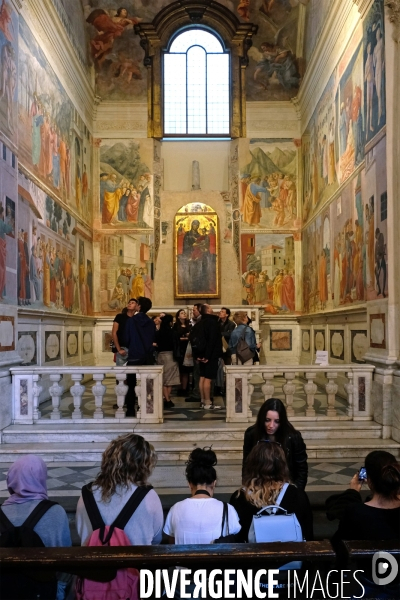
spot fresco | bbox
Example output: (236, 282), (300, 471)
(243, 0), (309, 101)
(241, 232), (296, 313)
(302, 135), (388, 313)
(304, 0), (331, 63)
(240, 139), (298, 230)
(17, 18), (92, 223)
(99, 139), (153, 229)
(98, 231), (154, 313)
(174, 203), (218, 299)
(363, 0), (386, 145)
(0, 0), (18, 144)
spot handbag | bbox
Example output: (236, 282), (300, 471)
(182, 341), (194, 367)
(213, 502), (239, 543)
(236, 326), (255, 364)
(248, 483), (303, 543)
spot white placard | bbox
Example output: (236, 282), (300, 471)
(315, 350), (329, 365)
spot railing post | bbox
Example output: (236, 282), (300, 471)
(135, 375), (141, 419)
(225, 367), (252, 422)
(49, 374), (64, 420)
(32, 374), (42, 421)
(304, 372), (317, 417)
(92, 373), (106, 419)
(114, 373), (128, 419)
(344, 371), (354, 418)
(12, 372), (34, 424)
(137, 369), (163, 424)
(261, 372), (275, 401)
(352, 368), (373, 420)
(325, 372), (338, 417)
(71, 374), (85, 419)
(283, 372), (296, 417)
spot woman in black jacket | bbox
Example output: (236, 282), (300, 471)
(243, 398), (308, 490)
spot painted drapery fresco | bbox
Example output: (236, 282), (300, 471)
(17, 17), (92, 224)
(302, 0), (386, 225)
(99, 139), (153, 228)
(98, 231), (154, 312)
(240, 139), (298, 230)
(174, 203), (219, 298)
(0, 0), (18, 144)
(241, 233), (296, 312)
(302, 135), (388, 313)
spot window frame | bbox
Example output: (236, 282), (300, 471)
(162, 26), (232, 138)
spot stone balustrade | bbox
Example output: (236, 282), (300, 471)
(11, 366), (164, 425)
(225, 364), (375, 423)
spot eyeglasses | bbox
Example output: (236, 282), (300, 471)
(257, 439), (282, 447)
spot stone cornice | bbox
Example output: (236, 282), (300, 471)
(22, 0), (95, 125)
(353, 0), (375, 18)
(297, 0), (359, 130)
(385, 0), (400, 41)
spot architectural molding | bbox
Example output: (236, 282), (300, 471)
(353, 0), (375, 17)
(385, 0), (400, 41)
(246, 102), (300, 139)
(23, 0), (95, 124)
(94, 103), (148, 137)
(135, 0), (257, 138)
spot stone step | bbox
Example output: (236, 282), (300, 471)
(0, 437), (399, 462)
(1, 421), (383, 444)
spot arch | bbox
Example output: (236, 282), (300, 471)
(135, 1), (257, 138)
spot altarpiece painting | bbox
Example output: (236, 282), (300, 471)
(174, 203), (219, 298)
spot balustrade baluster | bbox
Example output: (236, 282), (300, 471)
(92, 373), (106, 419)
(32, 374), (42, 420)
(325, 372), (338, 417)
(49, 374), (63, 420)
(114, 374), (128, 418)
(71, 374), (85, 419)
(261, 372), (275, 401)
(344, 371), (354, 417)
(304, 372), (317, 417)
(283, 372), (296, 417)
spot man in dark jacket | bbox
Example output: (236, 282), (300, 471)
(191, 304), (222, 410)
(124, 296), (156, 416)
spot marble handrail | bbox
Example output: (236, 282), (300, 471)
(11, 366), (164, 425)
(225, 364), (375, 423)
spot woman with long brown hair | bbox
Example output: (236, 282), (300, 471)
(76, 434), (163, 545)
(230, 441), (313, 543)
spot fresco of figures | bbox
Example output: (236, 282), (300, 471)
(17, 18), (92, 223)
(240, 139), (298, 230)
(98, 232), (153, 313)
(99, 140), (153, 229)
(12, 173), (94, 314)
(241, 233), (296, 313)
(302, 135), (388, 313)
(302, 0), (385, 224)
(0, 0), (18, 144)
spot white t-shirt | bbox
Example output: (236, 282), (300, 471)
(163, 497), (241, 544)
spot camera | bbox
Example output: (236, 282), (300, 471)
(358, 466), (367, 481)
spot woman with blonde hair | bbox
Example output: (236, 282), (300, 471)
(229, 311), (259, 365)
(230, 440), (313, 542)
(76, 434), (163, 545)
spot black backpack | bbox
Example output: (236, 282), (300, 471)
(189, 321), (207, 357)
(0, 500), (58, 600)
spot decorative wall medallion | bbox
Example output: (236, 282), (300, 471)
(45, 332), (61, 362)
(66, 332), (79, 358)
(330, 330), (345, 361)
(270, 330), (292, 351)
(302, 330), (310, 353)
(17, 332), (37, 365)
(370, 314), (386, 349)
(351, 330), (368, 363)
(0, 316), (15, 351)
(20, 379), (28, 416)
(83, 331), (93, 354)
(314, 330), (325, 352)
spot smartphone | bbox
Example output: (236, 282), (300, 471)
(358, 467), (367, 481)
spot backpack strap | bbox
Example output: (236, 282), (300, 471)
(0, 500), (57, 533)
(273, 482), (289, 514)
(112, 485), (153, 531)
(81, 483), (106, 532)
(219, 502), (229, 537)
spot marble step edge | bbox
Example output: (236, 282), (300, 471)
(1, 430), (382, 444)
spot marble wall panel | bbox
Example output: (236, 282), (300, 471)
(0, 2), (18, 146)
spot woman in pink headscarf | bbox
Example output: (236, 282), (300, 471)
(0, 455), (71, 598)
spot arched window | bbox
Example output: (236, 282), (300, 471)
(164, 29), (230, 137)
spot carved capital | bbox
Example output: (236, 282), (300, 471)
(385, 0), (400, 42)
